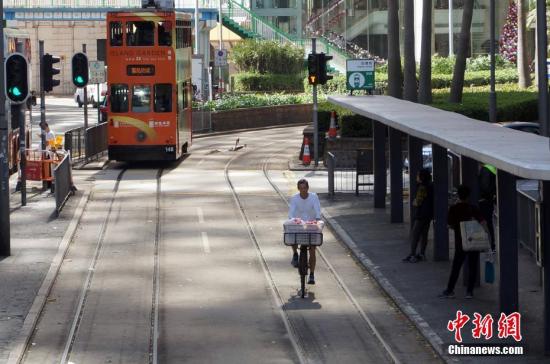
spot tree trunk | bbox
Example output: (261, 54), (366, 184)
(419, 0), (433, 104)
(449, 0), (475, 103)
(403, 0), (417, 101)
(387, 0), (402, 99)
(517, 0), (532, 88)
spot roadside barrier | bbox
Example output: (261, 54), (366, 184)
(54, 153), (74, 216)
(64, 123), (107, 163)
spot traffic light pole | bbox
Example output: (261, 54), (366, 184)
(83, 45), (88, 131)
(39, 41), (46, 151)
(312, 38), (319, 167)
(0, 0), (11, 256)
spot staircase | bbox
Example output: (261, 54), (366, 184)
(222, 0), (348, 72)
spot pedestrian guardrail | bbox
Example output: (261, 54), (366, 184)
(192, 109), (212, 133)
(64, 126), (86, 161)
(64, 123), (107, 163)
(53, 153), (74, 216)
(517, 187), (542, 267)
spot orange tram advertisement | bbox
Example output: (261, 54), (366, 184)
(106, 10), (192, 161)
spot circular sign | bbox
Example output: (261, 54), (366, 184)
(348, 72), (365, 88)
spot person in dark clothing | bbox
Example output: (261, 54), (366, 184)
(439, 185), (488, 299)
(403, 168), (434, 263)
(478, 164), (496, 251)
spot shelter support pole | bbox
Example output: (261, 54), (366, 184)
(373, 121), (386, 208)
(497, 170), (518, 314)
(432, 144), (449, 261)
(541, 181), (550, 354)
(408, 136), (423, 224)
(389, 128), (403, 223)
(461, 156), (480, 287)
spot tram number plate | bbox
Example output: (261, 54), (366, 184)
(165, 146), (175, 153)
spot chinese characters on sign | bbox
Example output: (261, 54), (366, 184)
(447, 311), (522, 343)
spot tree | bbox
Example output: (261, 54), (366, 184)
(419, 0), (433, 104)
(387, 0), (402, 98)
(403, 0), (417, 101)
(450, 0), (475, 103)
(517, 0), (532, 88)
(500, 0), (518, 64)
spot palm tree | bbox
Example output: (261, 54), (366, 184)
(527, 0), (550, 85)
(518, 0), (532, 88)
(403, 0), (417, 101)
(450, 0), (475, 103)
(419, 0), (433, 104)
(387, 0), (402, 98)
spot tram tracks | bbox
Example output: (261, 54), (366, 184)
(21, 167), (165, 364)
(223, 145), (400, 364)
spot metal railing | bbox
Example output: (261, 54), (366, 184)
(64, 123), (108, 163)
(54, 154), (74, 216)
(517, 183), (542, 266)
(64, 126), (86, 161)
(192, 109), (212, 133)
(326, 149), (376, 194)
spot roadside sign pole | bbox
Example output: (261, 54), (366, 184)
(312, 38), (318, 167)
(0, 0), (11, 256)
(97, 83), (100, 123)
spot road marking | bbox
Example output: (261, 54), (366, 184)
(201, 232), (211, 253)
(197, 207), (204, 223)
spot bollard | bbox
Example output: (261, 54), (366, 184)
(328, 152), (335, 197)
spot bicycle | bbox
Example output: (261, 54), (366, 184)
(284, 231), (323, 298)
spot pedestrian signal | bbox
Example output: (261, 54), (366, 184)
(42, 53), (61, 92)
(4, 53), (29, 104)
(319, 53), (333, 85)
(307, 53), (320, 86)
(71, 52), (89, 88)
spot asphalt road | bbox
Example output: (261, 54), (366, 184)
(21, 126), (441, 364)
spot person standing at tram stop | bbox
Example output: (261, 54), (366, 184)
(403, 168), (434, 263)
(479, 164), (497, 252)
(439, 185), (488, 299)
(289, 178), (321, 285)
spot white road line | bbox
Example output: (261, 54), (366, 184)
(201, 232), (211, 253)
(197, 207), (204, 223)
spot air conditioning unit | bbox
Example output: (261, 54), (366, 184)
(141, 0), (175, 9)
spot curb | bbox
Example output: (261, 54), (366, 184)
(7, 189), (92, 364)
(321, 208), (454, 364)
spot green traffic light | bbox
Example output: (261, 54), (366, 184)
(75, 76), (84, 86)
(10, 87), (22, 97)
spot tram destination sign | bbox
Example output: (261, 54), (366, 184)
(346, 59), (375, 91)
(127, 65), (155, 76)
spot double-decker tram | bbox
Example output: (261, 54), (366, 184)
(106, 9), (192, 161)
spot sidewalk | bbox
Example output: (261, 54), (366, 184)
(0, 175), (90, 363)
(317, 192), (545, 363)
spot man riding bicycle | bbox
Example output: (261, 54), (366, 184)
(288, 178), (321, 285)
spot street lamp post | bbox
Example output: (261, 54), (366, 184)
(448, 0), (453, 56)
(489, 0), (497, 123)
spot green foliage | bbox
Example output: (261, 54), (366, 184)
(233, 72), (305, 92)
(431, 84), (538, 122)
(432, 55), (456, 74)
(305, 74), (388, 94)
(317, 101), (354, 132)
(230, 39), (304, 74)
(199, 93), (312, 111)
(340, 114), (373, 137)
(466, 55), (515, 71)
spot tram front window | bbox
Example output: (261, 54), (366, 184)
(126, 21), (155, 46)
(111, 84), (129, 113)
(132, 85), (151, 113)
(154, 84), (172, 112)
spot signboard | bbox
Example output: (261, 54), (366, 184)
(127, 64), (155, 76)
(89, 60), (105, 84)
(214, 49), (228, 67)
(346, 59), (375, 91)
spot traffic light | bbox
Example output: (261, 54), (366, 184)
(42, 53), (61, 92)
(319, 53), (333, 85)
(71, 52), (89, 88)
(4, 53), (29, 104)
(307, 53), (320, 86)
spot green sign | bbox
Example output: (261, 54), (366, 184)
(346, 59), (375, 91)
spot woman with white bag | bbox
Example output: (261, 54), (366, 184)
(439, 185), (489, 299)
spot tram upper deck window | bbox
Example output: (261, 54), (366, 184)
(110, 21), (123, 46)
(126, 21), (155, 46)
(154, 84), (172, 112)
(132, 85), (151, 113)
(111, 84), (129, 113)
(158, 21), (172, 46)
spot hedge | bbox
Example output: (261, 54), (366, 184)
(307, 69), (519, 94)
(234, 72), (305, 92)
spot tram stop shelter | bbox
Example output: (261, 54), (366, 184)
(328, 95), (550, 353)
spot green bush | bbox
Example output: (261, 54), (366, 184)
(432, 55), (456, 74)
(431, 85), (538, 122)
(340, 114), (373, 137)
(234, 72), (305, 92)
(230, 40), (304, 74)
(199, 93), (312, 111)
(306, 73), (388, 94)
(466, 55), (515, 71)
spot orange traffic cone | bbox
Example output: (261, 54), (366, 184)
(328, 111), (337, 138)
(302, 137), (311, 166)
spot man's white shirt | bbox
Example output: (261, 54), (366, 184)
(288, 192), (321, 221)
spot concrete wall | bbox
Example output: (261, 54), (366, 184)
(16, 20), (105, 95)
